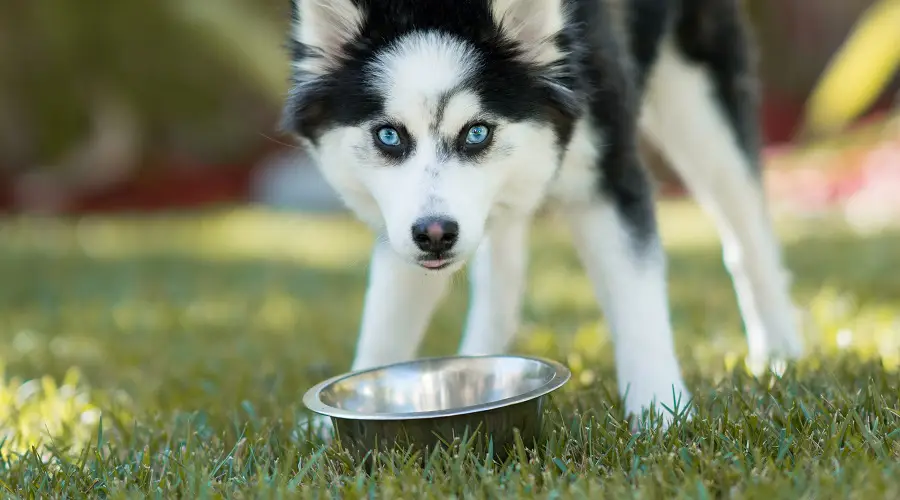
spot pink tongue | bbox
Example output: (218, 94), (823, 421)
(421, 259), (446, 269)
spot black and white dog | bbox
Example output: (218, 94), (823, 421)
(284, 0), (805, 426)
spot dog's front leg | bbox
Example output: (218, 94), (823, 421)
(351, 240), (451, 371)
(564, 199), (689, 428)
(458, 218), (529, 356)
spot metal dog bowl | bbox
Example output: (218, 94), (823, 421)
(302, 355), (571, 459)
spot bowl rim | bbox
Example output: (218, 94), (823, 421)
(302, 354), (571, 421)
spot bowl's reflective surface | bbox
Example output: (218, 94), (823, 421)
(315, 356), (563, 417)
(303, 355), (571, 462)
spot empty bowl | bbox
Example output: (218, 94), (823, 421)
(302, 354), (571, 459)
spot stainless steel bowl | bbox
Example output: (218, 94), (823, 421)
(302, 355), (571, 459)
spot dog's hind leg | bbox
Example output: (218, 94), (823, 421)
(350, 240), (451, 371)
(639, 32), (804, 373)
(458, 217), (530, 356)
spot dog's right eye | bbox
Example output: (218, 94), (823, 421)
(373, 126), (408, 159)
(376, 127), (401, 146)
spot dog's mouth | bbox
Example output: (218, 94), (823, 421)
(417, 253), (455, 271)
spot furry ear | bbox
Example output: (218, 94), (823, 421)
(491, 0), (566, 65)
(291, 0), (364, 74)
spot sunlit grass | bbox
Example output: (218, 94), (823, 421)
(0, 209), (374, 268)
(1, 200), (899, 497)
(0, 367), (101, 460)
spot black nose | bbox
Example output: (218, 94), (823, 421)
(411, 216), (459, 253)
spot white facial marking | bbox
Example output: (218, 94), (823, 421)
(309, 28), (563, 271)
(438, 92), (482, 137)
(370, 31), (480, 130)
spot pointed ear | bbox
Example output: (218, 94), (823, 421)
(491, 0), (567, 65)
(291, 0), (364, 74)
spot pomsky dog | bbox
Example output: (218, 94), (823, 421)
(284, 0), (805, 428)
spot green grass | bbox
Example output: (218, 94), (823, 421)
(1, 200), (899, 498)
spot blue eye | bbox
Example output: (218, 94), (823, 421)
(376, 127), (401, 147)
(465, 125), (490, 145)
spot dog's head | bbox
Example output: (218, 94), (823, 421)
(284, 0), (580, 271)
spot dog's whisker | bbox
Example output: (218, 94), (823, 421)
(257, 132), (299, 149)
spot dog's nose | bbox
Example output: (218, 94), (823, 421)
(411, 216), (459, 253)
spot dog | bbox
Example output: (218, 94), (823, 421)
(284, 0), (805, 429)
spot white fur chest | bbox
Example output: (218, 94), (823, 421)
(546, 118), (605, 207)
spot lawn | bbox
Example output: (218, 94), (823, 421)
(1, 200), (899, 498)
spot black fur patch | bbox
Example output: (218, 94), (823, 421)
(570, 0), (660, 247)
(673, 0), (762, 170)
(283, 0), (580, 147)
(626, 0), (673, 88)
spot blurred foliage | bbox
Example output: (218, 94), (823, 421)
(0, 0), (290, 171)
(803, 0), (900, 137)
(172, 0), (291, 105)
(744, 0), (880, 96)
(0, 365), (109, 458)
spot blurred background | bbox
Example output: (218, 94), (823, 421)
(0, 0), (898, 218)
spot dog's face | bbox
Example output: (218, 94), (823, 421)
(285, 0), (579, 271)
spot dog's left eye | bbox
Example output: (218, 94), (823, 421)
(372, 125), (410, 159)
(376, 127), (402, 147)
(459, 124), (493, 155)
(465, 125), (490, 145)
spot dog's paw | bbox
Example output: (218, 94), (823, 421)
(624, 379), (692, 432)
(298, 414), (335, 444)
(747, 302), (806, 376)
(747, 326), (805, 377)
